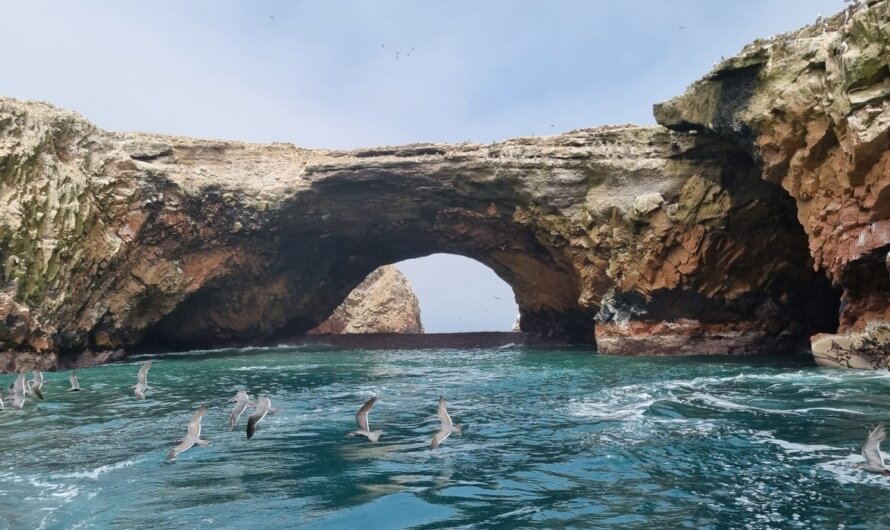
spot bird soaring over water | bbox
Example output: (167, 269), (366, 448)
(228, 390), (255, 430)
(858, 424), (890, 475)
(67, 370), (81, 392)
(167, 404), (211, 460)
(28, 371), (44, 400)
(133, 361), (153, 399)
(247, 397), (274, 439)
(347, 396), (382, 442)
(11, 373), (27, 409)
(430, 396), (462, 449)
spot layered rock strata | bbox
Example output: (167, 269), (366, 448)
(655, 0), (890, 367)
(309, 265), (423, 334)
(0, 95), (838, 370)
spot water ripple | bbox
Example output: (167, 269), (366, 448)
(3, 349), (890, 528)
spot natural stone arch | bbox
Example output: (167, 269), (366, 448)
(141, 162), (593, 348)
(0, 97), (838, 365)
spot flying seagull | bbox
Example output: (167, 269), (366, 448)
(167, 404), (211, 460)
(67, 370), (82, 392)
(28, 371), (44, 400)
(134, 361), (153, 399)
(858, 424), (890, 475)
(430, 396), (462, 449)
(247, 397), (274, 439)
(347, 396), (383, 442)
(11, 372), (27, 409)
(228, 390), (256, 430)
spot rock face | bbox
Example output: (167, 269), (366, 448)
(309, 265), (423, 334)
(0, 95), (839, 370)
(655, 0), (890, 367)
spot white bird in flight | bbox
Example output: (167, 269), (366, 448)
(430, 396), (462, 449)
(167, 404), (211, 460)
(858, 424), (890, 475)
(68, 370), (82, 392)
(347, 396), (383, 442)
(228, 390), (256, 430)
(247, 397), (275, 439)
(28, 371), (44, 400)
(133, 361), (153, 399)
(11, 372), (27, 409)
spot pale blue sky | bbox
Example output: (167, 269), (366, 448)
(0, 0), (842, 331)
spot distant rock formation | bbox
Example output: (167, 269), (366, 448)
(310, 265), (423, 334)
(655, 0), (890, 367)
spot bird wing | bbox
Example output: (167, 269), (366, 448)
(187, 415), (204, 438)
(137, 363), (152, 385)
(168, 435), (197, 459)
(862, 425), (886, 469)
(246, 399), (270, 439)
(437, 398), (452, 431)
(356, 397), (377, 431)
(430, 428), (451, 449)
(12, 383), (25, 408)
(229, 401), (249, 429)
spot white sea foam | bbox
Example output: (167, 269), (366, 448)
(21, 476), (82, 530)
(682, 392), (802, 416)
(52, 458), (141, 480)
(567, 384), (656, 420)
(753, 432), (842, 455)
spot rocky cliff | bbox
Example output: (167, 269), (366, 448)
(309, 265), (423, 334)
(0, 93), (839, 371)
(655, 0), (890, 368)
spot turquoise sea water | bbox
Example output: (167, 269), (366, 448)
(2, 346), (890, 529)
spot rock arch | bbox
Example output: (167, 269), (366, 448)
(0, 97), (838, 366)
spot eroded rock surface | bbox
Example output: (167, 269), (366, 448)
(0, 94), (839, 370)
(655, 0), (890, 367)
(309, 265), (423, 334)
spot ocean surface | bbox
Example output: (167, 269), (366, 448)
(2, 345), (890, 529)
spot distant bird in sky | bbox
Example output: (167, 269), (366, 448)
(68, 370), (81, 392)
(430, 396), (462, 449)
(858, 424), (890, 475)
(347, 396), (382, 442)
(269, 15), (274, 20)
(133, 361), (153, 400)
(167, 404), (210, 460)
(679, 25), (687, 29)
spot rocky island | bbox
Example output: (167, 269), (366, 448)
(1, 1), (887, 370)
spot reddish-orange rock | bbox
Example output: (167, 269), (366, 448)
(655, 0), (890, 367)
